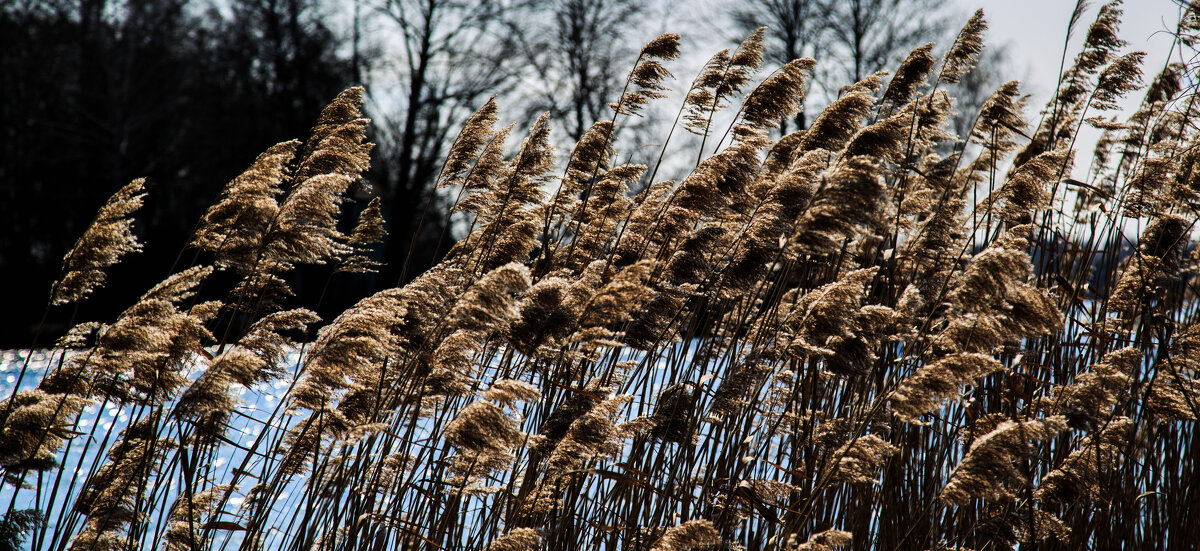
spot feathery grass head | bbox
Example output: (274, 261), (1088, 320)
(649, 520), (720, 551)
(940, 9), (987, 84)
(941, 416), (1068, 505)
(440, 97), (500, 189)
(52, 179), (147, 305)
(883, 43), (936, 105)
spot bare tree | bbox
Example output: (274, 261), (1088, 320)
(367, 0), (527, 282)
(823, 0), (949, 83)
(516, 0), (644, 142)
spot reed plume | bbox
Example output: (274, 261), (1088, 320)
(52, 179), (147, 305)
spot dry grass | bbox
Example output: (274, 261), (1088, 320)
(3, 4), (1200, 550)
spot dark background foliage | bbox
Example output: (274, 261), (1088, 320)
(0, 0), (370, 346)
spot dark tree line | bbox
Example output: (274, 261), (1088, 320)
(1, 0), (359, 346)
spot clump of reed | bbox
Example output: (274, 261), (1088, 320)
(3, 3), (1200, 550)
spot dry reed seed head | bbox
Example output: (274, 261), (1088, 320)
(52, 178), (147, 305)
(790, 529), (853, 551)
(483, 379), (541, 407)
(440, 97), (500, 188)
(781, 267), (876, 355)
(558, 164), (643, 268)
(173, 356), (239, 424)
(389, 264), (466, 353)
(708, 360), (774, 420)
(993, 147), (1073, 224)
(553, 120), (615, 218)
(56, 321), (107, 349)
(460, 124), (515, 200)
(890, 353), (1005, 423)
(648, 381), (702, 444)
(163, 484), (231, 551)
(1144, 62), (1184, 105)
(969, 505), (1068, 546)
(1138, 213), (1191, 264)
(1036, 417), (1134, 504)
(292, 289), (405, 411)
(67, 529), (124, 551)
(1175, 146), (1200, 209)
(445, 400), (524, 459)
(632, 59), (674, 91)
(426, 266), (531, 392)
(756, 129), (808, 191)
(1123, 142), (1179, 217)
(882, 43), (936, 106)
(295, 118), (373, 184)
(713, 27), (768, 100)
(742, 154), (822, 246)
(449, 262), (531, 333)
(73, 420), (177, 542)
(0, 390), (90, 472)
(941, 9), (987, 85)
(569, 121), (615, 178)
(1091, 51), (1146, 111)
(614, 179), (676, 265)
(1078, 1), (1128, 76)
(472, 211), (542, 273)
(509, 276), (577, 355)
(797, 84), (879, 153)
(731, 27), (767, 69)
(1107, 253), (1164, 315)
(237, 308), (320, 378)
(301, 86), (366, 159)
(936, 226), (1062, 352)
(624, 286), (687, 350)
(1014, 508), (1070, 544)
(1046, 1), (1128, 111)
(1053, 347), (1139, 428)
(1147, 337), (1200, 420)
(486, 528), (543, 551)
(481, 114), (553, 219)
(833, 434), (899, 484)
(267, 94), (373, 269)
(683, 49), (734, 135)
(546, 395), (630, 476)
(939, 416), (1068, 505)
(269, 173), (357, 266)
(741, 58), (817, 130)
(968, 82), (1028, 167)
(347, 196), (386, 245)
(641, 32), (682, 60)
(649, 519), (721, 551)
(77, 266), (216, 403)
(667, 226), (728, 285)
(192, 141), (297, 270)
(577, 260), (656, 329)
(341, 197), (387, 273)
(612, 91), (653, 115)
(841, 105), (917, 161)
(696, 50), (733, 90)
(791, 156), (887, 255)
